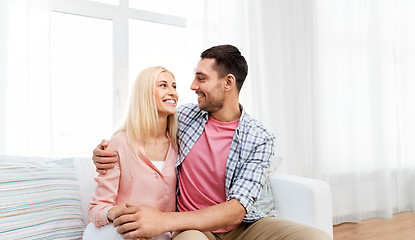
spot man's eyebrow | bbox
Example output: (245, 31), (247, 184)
(195, 72), (206, 76)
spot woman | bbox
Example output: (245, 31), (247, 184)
(83, 66), (179, 240)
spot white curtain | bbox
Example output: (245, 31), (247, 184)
(211, 0), (415, 224)
(312, 0), (415, 224)
(200, 0), (415, 224)
(0, 0), (53, 156)
(1, 0), (120, 158)
(0, 0), (112, 158)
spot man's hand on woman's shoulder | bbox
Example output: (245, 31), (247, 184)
(92, 139), (118, 174)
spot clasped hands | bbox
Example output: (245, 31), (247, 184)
(94, 141), (169, 240)
(107, 203), (169, 240)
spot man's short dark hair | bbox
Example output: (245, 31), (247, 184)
(201, 44), (248, 92)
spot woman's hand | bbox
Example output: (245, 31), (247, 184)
(107, 205), (126, 222)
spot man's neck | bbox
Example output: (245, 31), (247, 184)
(209, 102), (241, 122)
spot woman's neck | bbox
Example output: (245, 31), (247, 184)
(151, 115), (168, 140)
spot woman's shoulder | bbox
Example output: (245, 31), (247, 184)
(108, 131), (128, 149)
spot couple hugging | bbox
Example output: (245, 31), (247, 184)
(83, 45), (331, 240)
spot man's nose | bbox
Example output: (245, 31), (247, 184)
(190, 79), (198, 90)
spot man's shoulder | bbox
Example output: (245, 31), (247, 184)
(239, 111), (275, 141)
(178, 103), (198, 113)
(178, 103), (204, 121)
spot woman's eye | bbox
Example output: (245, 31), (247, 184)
(159, 84), (166, 87)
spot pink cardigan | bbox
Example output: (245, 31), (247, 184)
(88, 132), (177, 227)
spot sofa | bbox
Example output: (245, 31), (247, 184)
(0, 155), (333, 239)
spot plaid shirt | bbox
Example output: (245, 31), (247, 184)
(177, 103), (276, 222)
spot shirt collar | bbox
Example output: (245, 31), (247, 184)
(202, 104), (246, 137)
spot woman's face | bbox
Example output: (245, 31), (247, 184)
(154, 71), (178, 117)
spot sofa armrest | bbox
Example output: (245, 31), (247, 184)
(269, 174), (333, 238)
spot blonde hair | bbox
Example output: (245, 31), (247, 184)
(116, 66), (178, 152)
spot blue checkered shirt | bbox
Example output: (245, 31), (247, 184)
(176, 103), (276, 222)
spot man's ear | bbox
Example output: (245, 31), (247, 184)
(224, 74), (236, 91)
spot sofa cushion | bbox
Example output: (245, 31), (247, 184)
(72, 157), (97, 225)
(0, 155), (84, 239)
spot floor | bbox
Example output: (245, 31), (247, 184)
(333, 212), (415, 240)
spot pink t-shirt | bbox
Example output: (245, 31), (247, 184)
(177, 116), (239, 233)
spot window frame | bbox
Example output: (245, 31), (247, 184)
(50, 0), (187, 125)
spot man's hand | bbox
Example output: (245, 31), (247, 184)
(112, 203), (169, 239)
(111, 200), (245, 239)
(92, 139), (118, 174)
(109, 206), (152, 240)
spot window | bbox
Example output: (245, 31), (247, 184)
(50, 12), (113, 156)
(129, 0), (186, 16)
(128, 19), (194, 104)
(1, 0), (200, 157)
(90, 0), (119, 5)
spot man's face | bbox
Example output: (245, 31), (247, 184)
(190, 58), (225, 113)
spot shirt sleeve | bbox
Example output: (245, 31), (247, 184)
(226, 136), (275, 221)
(88, 143), (121, 227)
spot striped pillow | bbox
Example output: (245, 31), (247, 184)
(0, 156), (84, 239)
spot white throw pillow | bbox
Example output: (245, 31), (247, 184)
(0, 155), (84, 239)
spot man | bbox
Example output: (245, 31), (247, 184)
(93, 45), (331, 240)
